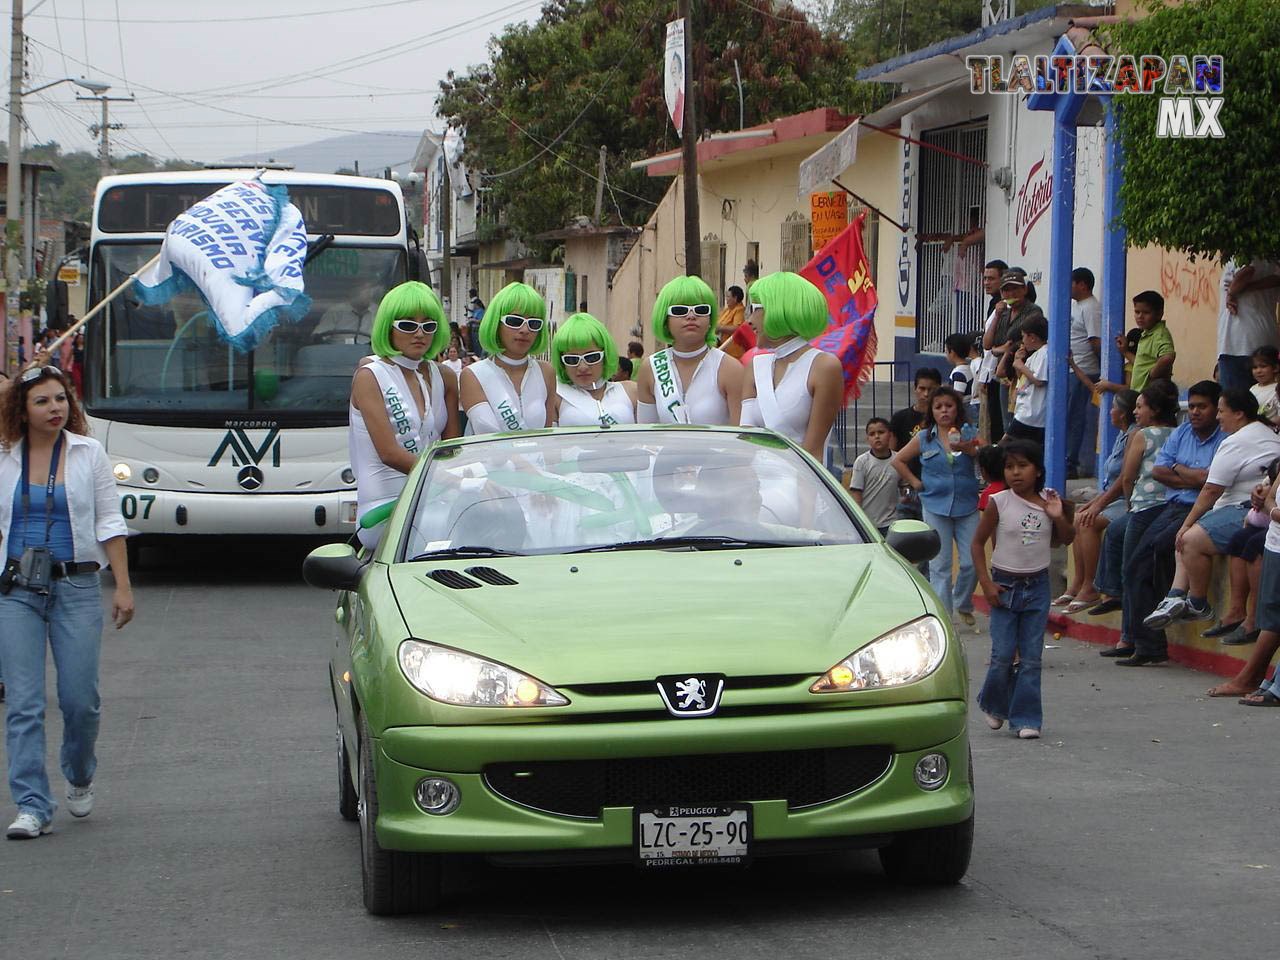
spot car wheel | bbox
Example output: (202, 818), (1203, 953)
(878, 814), (974, 886)
(337, 722), (358, 822)
(357, 715), (442, 915)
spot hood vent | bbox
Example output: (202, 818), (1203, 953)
(465, 566), (518, 586)
(425, 569), (483, 590)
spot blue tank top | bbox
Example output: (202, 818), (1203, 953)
(8, 481), (75, 563)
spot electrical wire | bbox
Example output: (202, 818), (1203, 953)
(48, 0), (70, 76)
(730, 0), (810, 24)
(29, 0), (453, 25)
(112, 0), (128, 90)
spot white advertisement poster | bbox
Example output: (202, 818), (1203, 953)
(664, 18), (686, 136)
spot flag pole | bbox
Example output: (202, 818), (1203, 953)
(27, 251), (162, 369)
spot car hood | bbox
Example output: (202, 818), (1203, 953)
(387, 545), (930, 685)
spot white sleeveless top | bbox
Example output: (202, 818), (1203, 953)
(348, 360), (445, 544)
(750, 349), (829, 448)
(556, 381), (636, 427)
(465, 357), (549, 434)
(645, 347), (730, 425)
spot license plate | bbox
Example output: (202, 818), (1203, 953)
(634, 804), (751, 867)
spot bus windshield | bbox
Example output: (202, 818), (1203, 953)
(85, 241), (407, 425)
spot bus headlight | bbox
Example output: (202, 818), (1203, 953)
(113, 463), (132, 482)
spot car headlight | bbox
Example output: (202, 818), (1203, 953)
(810, 616), (947, 693)
(397, 640), (569, 708)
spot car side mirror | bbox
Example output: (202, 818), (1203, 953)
(886, 519), (941, 565)
(303, 543), (367, 591)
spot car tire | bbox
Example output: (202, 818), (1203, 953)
(357, 715), (442, 915)
(878, 814), (974, 886)
(337, 722), (359, 822)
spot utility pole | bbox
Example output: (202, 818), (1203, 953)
(5, 0), (23, 374)
(439, 153), (452, 316)
(676, 0), (700, 277)
(79, 93), (134, 176)
(594, 145), (607, 225)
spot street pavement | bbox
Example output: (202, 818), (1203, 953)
(1, 541), (1276, 959)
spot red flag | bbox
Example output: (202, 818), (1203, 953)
(799, 212), (879, 402)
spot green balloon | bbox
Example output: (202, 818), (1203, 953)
(254, 367), (279, 401)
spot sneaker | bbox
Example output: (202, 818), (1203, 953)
(66, 783), (94, 819)
(1143, 595), (1187, 630)
(1017, 728), (1041, 740)
(984, 713), (1004, 730)
(6, 812), (51, 839)
(1183, 599), (1215, 623)
(958, 611), (976, 627)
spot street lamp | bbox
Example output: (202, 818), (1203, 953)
(23, 76), (111, 96)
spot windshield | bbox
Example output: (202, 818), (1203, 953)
(401, 430), (867, 559)
(85, 242), (406, 424)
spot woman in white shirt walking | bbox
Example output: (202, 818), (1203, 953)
(0, 366), (133, 839)
(460, 282), (557, 434)
(552, 313), (636, 426)
(636, 275), (741, 426)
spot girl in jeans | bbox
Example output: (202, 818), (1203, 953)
(0, 366), (133, 839)
(972, 439), (1073, 739)
(891, 385), (983, 623)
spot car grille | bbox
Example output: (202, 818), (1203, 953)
(483, 747), (892, 819)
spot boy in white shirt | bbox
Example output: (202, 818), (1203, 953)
(850, 417), (900, 534)
(945, 333), (975, 406)
(1004, 315), (1049, 447)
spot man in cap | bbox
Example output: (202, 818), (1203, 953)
(982, 269), (1046, 424)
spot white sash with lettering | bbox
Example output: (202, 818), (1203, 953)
(557, 383), (621, 427)
(470, 357), (530, 431)
(650, 348), (691, 424)
(751, 352), (784, 432)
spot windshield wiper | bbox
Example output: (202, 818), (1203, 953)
(304, 233), (336, 265)
(572, 535), (808, 554)
(408, 545), (523, 561)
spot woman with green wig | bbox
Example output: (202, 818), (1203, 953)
(551, 313), (637, 426)
(636, 275), (742, 425)
(739, 271), (844, 460)
(349, 281), (457, 547)
(459, 281), (557, 433)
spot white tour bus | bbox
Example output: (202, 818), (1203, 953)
(85, 169), (418, 552)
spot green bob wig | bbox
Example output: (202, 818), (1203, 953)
(370, 281), (448, 360)
(551, 313), (619, 384)
(650, 275), (718, 346)
(480, 282), (549, 356)
(748, 272), (830, 341)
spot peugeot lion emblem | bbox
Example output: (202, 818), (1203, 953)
(656, 674), (726, 718)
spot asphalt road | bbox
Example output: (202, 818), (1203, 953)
(1, 541), (1275, 960)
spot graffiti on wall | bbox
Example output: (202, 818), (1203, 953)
(1159, 249), (1221, 312)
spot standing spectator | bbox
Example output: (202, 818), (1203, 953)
(850, 417), (899, 534)
(944, 333), (975, 406)
(889, 367), (943, 519)
(743, 259), (759, 291)
(972, 439), (1073, 739)
(466, 289), (486, 356)
(16, 336), (25, 366)
(890, 386), (982, 623)
(984, 271), (1044, 423)
(0, 366), (134, 838)
(977, 259), (1009, 440)
(70, 334), (85, 399)
(627, 341), (644, 382)
(1216, 260), (1280, 392)
(982, 259), (1009, 320)
(613, 356), (633, 382)
(1123, 291), (1175, 392)
(1249, 345), (1280, 423)
(1005, 315), (1049, 447)
(1117, 380), (1224, 666)
(1067, 267), (1102, 477)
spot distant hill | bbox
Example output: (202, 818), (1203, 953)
(221, 131), (423, 175)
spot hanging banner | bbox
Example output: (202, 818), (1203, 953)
(664, 18), (687, 137)
(800, 212), (878, 403)
(809, 191), (848, 252)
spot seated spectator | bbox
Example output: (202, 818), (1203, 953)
(889, 367), (943, 521)
(1203, 466), (1278, 646)
(1249, 345), (1280, 423)
(1004, 315), (1049, 446)
(717, 285), (746, 340)
(1056, 389), (1139, 613)
(849, 417), (898, 535)
(1117, 380), (1224, 666)
(1126, 290), (1175, 391)
(1143, 390), (1280, 630)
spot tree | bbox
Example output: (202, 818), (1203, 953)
(437, 0), (872, 251)
(1104, 0), (1280, 262)
(807, 0), (981, 64)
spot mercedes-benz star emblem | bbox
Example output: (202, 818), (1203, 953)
(237, 465), (265, 490)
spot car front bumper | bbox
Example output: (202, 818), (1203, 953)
(370, 702), (973, 854)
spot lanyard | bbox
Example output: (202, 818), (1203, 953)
(20, 432), (65, 548)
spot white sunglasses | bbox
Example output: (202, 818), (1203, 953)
(561, 350), (604, 367)
(667, 304), (712, 318)
(392, 319), (438, 335)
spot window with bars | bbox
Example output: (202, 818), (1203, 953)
(780, 212), (812, 273)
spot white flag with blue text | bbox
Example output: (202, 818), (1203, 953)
(133, 180), (311, 352)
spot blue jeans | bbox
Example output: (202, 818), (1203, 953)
(1093, 509), (1130, 598)
(1123, 501), (1192, 657)
(1066, 373), (1098, 475)
(0, 574), (104, 823)
(1217, 354), (1255, 393)
(922, 508), (979, 615)
(978, 568), (1050, 729)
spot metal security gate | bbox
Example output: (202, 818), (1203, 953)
(916, 122), (988, 354)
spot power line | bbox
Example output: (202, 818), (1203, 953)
(48, 0), (70, 76)
(731, 0), (810, 24)
(29, 0), (451, 25)
(112, 0), (128, 89)
(79, 0), (89, 73)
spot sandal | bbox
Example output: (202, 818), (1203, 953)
(1239, 690), (1280, 707)
(1051, 593), (1077, 607)
(1208, 682), (1259, 698)
(1065, 598), (1099, 614)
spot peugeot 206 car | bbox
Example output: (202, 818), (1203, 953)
(303, 425), (971, 915)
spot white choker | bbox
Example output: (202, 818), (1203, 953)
(671, 344), (708, 359)
(389, 354), (422, 370)
(582, 379), (606, 392)
(496, 353), (529, 367)
(773, 337), (809, 359)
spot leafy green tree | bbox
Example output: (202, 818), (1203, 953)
(437, 0), (872, 250)
(1104, 0), (1280, 262)
(806, 0), (980, 64)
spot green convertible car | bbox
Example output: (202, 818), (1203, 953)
(304, 425), (972, 915)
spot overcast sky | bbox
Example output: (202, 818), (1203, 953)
(12, 0), (543, 163)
